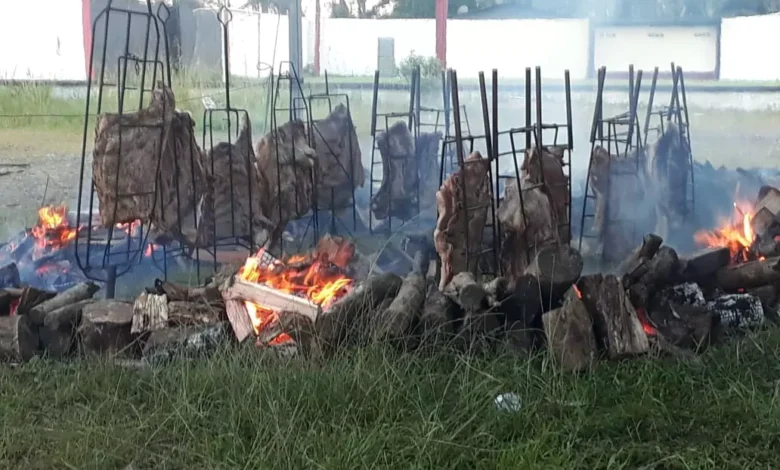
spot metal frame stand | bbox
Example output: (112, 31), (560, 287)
(579, 65), (644, 267)
(268, 61), (319, 253)
(439, 69), (501, 277)
(643, 64), (695, 223)
(368, 67), (421, 235)
(197, 6), (256, 269)
(501, 67), (574, 266)
(307, 71), (359, 237)
(75, 0), (174, 297)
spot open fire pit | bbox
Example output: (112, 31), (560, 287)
(0, 205), (156, 292)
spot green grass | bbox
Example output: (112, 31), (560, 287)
(3, 331), (780, 469)
(3, 76), (780, 170)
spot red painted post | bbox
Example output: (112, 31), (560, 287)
(82, 0), (92, 80)
(314, 0), (321, 75)
(435, 0), (447, 69)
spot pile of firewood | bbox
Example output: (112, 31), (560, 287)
(546, 233), (777, 371)
(0, 276), (231, 364)
(220, 242), (585, 358)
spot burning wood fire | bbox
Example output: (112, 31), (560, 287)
(31, 206), (78, 252)
(236, 249), (353, 344)
(693, 202), (756, 263)
(0, 205), (156, 292)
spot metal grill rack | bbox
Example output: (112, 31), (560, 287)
(267, 60), (319, 254)
(75, 0), (174, 297)
(643, 64), (695, 223)
(578, 65), (645, 267)
(306, 71), (360, 237)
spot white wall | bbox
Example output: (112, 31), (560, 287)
(317, 18), (590, 79)
(320, 19), (435, 76)
(227, 10), (291, 78)
(447, 19), (590, 79)
(720, 13), (780, 81)
(593, 25), (718, 75)
(0, 0), (86, 81)
(7, 7), (780, 84)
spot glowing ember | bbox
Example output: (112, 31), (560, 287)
(31, 205), (78, 251)
(8, 298), (19, 316)
(238, 249), (353, 343)
(572, 283), (583, 299)
(116, 219), (142, 235)
(144, 243), (158, 257)
(635, 307), (657, 336)
(694, 202), (756, 263)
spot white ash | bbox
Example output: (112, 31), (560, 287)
(665, 283), (707, 308)
(706, 294), (764, 329)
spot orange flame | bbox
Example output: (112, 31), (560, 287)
(635, 307), (657, 336)
(694, 202), (755, 262)
(31, 205), (78, 251)
(238, 249), (352, 344)
(145, 243), (158, 257)
(8, 297), (19, 316)
(116, 219), (141, 235)
(572, 284), (583, 299)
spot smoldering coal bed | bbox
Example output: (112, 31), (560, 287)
(0, 206), (194, 294)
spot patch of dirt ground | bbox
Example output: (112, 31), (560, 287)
(0, 129), (86, 235)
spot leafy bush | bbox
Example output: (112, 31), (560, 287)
(398, 51), (443, 80)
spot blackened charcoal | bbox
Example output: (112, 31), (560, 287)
(706, 294), (764, 330)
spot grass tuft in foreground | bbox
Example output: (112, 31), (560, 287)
(3, 330), (780, 469)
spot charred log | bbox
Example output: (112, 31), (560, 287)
(679, 247), (731, 282)
(617, 233), (663, 282)
(15, 287), (56, 318)
(274, 311), (321, 358)
(40, 299), (95, 358)
(28, 282), (100, 326)
(502, 274), (545, 346)
(578, 274), (650, 358)
(626, 246), (680, 307)
(143, 324), (227, 362)
(542, 287), (598, 372)
(416, 280), (461, 346)
(525, 245), (583, 300)
(715, 256), (780, 291)
(372, 271), (426, 348)
(648, 303), (718, 352)
(152, 279), (222, 304)
(442, 272), (500, 346)
(0, 287), (21, 316)
(0, 262), (20, 289)
(167, 301), (222, 327)
(78, 300), (136, 356)
(434, 152), (492, 290)
(0, 314), (38, 362)
(316, 272), (403, 352)
(707, 294), (765, 330)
